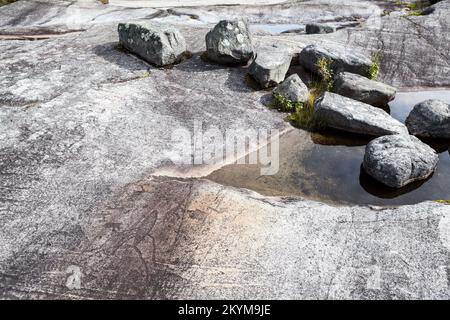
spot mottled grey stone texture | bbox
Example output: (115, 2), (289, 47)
(205, 18), (254, 65)
(248, 45), (292, 88)
(406, 99), (450, 139)
(118, 22), (186, 66)
(313, 92), (407, 136)
(273, 74), (309, 103)
(299, 44), (372, 76)
(1, 0), (450, 301)
(333, 72), (397, 107)
(363, 134), (439, 188)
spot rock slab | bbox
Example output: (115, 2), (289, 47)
(118, 22), (186, 66)
(333, 72), (397, 107)
(306, 23), (336, 34)
(273, 74), (309, 103)
(248, 45), (292, 88)
(363, 134), (439, 188)
(299, 44), (372, 77)
(313, 92), (407, 136)
(406, 99), (450, 139)
(205, 18), (254, 65)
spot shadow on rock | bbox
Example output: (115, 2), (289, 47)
(175, 52), (233, 73)
(92, 42), (153, 72)
(359, 165), (431, 199)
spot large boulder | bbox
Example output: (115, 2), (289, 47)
(333, 72), (397, 107)
(405, 99), (450, 139)
(313, 92), (407, 136)
(118, 22), (186, 67)
(299, 44), (372, 77)
(273, 74), (309, 103)
(363, 135), (439, 188)
(248, 46), (292, 88)
(305, 23), (336, 34)
(205, 18), (254, 65)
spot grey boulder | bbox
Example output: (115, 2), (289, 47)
(299, 44), (372, 77)
(406, 99), (450, 139)
(248, 46), (292, 88)
(118, 22), (186, 66)
(273, 74), (309, 103)
(363, 134), (439, 188)
(313, 92), (407, 136)
(306, 23), (336, 34)
(333, 72), (397, 107)
(205, 19), (254, 65)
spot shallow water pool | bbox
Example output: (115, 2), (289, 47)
(208, 90), (450, 206)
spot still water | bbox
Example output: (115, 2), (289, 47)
(208, 91), (450, 205)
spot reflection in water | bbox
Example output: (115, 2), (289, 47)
(389, 90), (450, 122)
(359, 166), (431, 199)
(208, 90), (450, 205)
(311, 130), (372, 147)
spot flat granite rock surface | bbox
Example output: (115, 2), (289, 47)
(0, 0), (449, 299)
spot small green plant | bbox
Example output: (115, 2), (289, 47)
(368, 51), (382, 80)
(287, 103), (313, 130)
(271, 93), (302, 112)
(408, 10), (422, 16)
(286, 90), (319, 130)
(315, 58), (334, 91)
(406, 2), (419, 10)
(435, 200), (450, 205)
(140, 71), (151, 78)
(282, 58), (332, 130)
(404, 1), (433, 16)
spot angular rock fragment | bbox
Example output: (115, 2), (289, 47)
(205, 18), (254, 65)
(299, 44), (372, 77)
(333, 72), (397, 107)
(118, 22), (187, 66)
(305, 23), (336, 34)
(363, 134), (439, 188)
(406, 99), (450, 139)
(313, 92), (407, 136)
(273, 74), (309, 103)
(248, 46), (292, 88)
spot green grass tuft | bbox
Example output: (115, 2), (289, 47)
(286, 89), (320, 130)
(0, 0), (16, 6)
(368, 51), (382, 80)
(271, 93), (301, 113)
(435, 200), (450, 205)
(315, 57), (334, 91)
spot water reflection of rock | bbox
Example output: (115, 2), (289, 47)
(310, 130), (372, 147)
(359, 166), (431, 199)
(420, 138), (450, 153)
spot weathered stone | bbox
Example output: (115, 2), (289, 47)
(248, 45), (292, 88)
(333, 72), (397, 107)
(205, 18), (254, 65)
(1, 0), (450, 301)
(299, 44), (372, 77)
(273, 73), (309, 103)
(363, 134), (439, 188)
(305, 23), (336, 34)
(118, 22), (186, 66)
(406, 99), (450, 139)
(313, 92), (407, 136)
